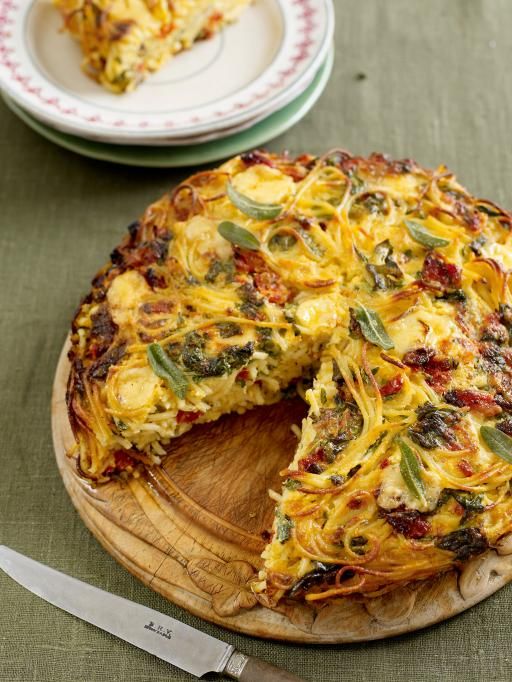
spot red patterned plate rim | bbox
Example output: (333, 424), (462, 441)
(0, 0), (334, 140)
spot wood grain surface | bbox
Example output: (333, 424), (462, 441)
(52, 339), (512, 643)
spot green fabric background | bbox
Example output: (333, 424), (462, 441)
(2, 1), (512, 679)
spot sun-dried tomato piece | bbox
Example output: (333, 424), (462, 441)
(253, 270), (291, 304)
(489, 372), (512, 408)
(240, 150), (276, 168)
(111, 235), (171, 270)
(403, 348), (457, 393)
(176, 410), (202, 424)
(481, 313), (508, 344)
(347, 496), (366, 510)
(299, 448), (326, 474)
(403, 347), (435, 369)
(140, 300), (174, 315)
(113, 449), (136, 471)
(380, 374), (404, 397)
(450, 201), (485, 232)
(236, 368), (250, 382)
(458, 458), (474, 477)
(496, 418), (512, 436)
(428, 357), (458, 373)
(421, 252), (462, 290)
(235, 250), (291, 304)
(382, 508), (431, 539)
(444, 389), (502, 416)
(426, 357), (458, 392)
(144, 267), (167, 290)
(234, 250), (267, 274)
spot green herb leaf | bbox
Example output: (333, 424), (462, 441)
(404, 220), (450, 249)
(181, 331), (254, 378)
(450, 490), (485, 513)
(268, 232), (297, 252)
(227, 181), (283, 220)
(284, 478), (302, 491)
(276, 510), (294, 543)
(295, 225), (324, 257)
(218, 221), (260, 251)
(147, 343), (189, 399)
(205, 258), (235, 283)
(398, 439), (426, 501)
(480, 425), (512, 464)
(364, 431), (387, 458)
(476, 204), (501, 218)
(353, 304), (394, 350)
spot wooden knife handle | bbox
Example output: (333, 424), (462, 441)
(224, 650), (306, 682)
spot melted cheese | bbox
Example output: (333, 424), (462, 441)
(107, 271), (151, 327)
(184, 215), (233, 260)
(106, 365), (161, 420)
(295, 294), (340, 334)
(378, 462), (442, 512)
(231, 165), (295, 205)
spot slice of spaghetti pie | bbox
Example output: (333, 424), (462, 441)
(54, 0), (252, 92)
(67, 151), (345, 480)
(67, 149), (512, 603)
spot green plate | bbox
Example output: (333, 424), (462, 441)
(2, 47), (333, 168)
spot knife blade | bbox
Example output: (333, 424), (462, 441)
(0, 546), (305, 681)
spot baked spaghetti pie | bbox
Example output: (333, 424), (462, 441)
(67, 149), (512, 603)
(54, 0), (252, 92)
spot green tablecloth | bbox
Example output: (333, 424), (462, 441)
(2, 1), (512, 679)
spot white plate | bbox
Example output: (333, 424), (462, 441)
(2, 46), (334, 167)
(80, 45), (320, 146)
(113, 64), (318, 146)
(0, 0), (334, 142)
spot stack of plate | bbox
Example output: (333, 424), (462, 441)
(0, 0), (334, 167)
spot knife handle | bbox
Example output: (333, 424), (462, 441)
(224, 650), (306, 682)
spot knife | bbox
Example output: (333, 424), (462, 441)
(0, 546), (305, 681)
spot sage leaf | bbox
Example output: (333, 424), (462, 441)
(218, 221), (260, 251)
(354, 304), (394, 350)
(398, 439), (426, 501)
(147, 342), (189, 399)
(227, 181), (283, 220)
(480, 425), (512, 464)
(404, 220), (450, 249)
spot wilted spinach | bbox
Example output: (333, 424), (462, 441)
(408, 403), (461, 449)
(181, 331), (253, 378)
(436, 528), (488, 561)
(366, 240), (403, 291)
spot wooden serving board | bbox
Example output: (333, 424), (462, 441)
(52, 339), (512, 643)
